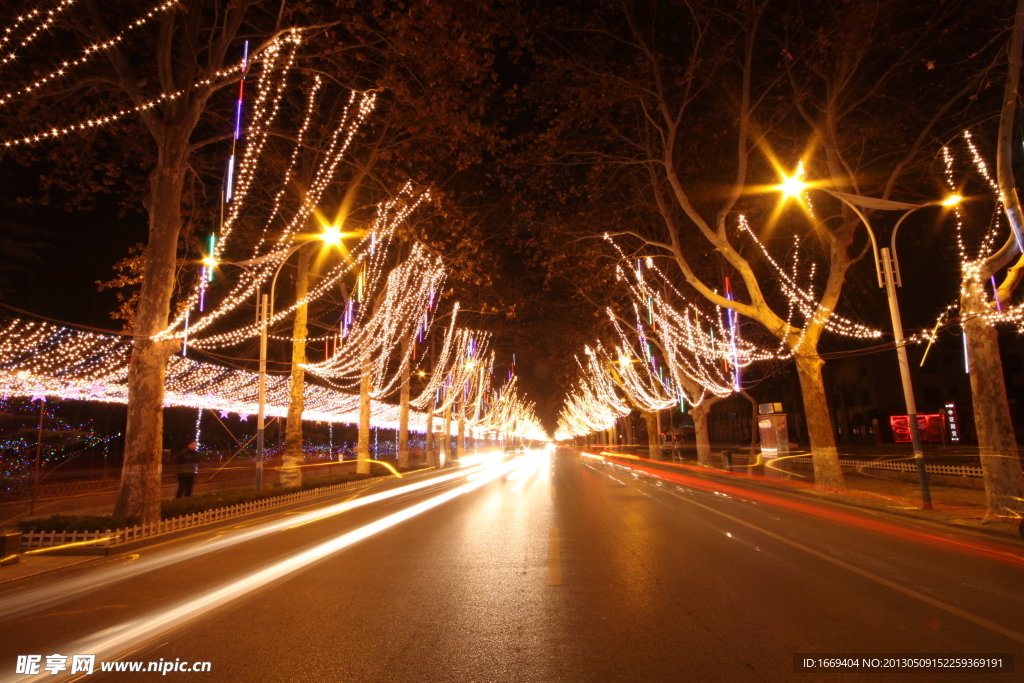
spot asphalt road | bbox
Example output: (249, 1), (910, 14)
(0, 449), (1022, 682)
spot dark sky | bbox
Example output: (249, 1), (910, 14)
(0, 0), (1017, 435)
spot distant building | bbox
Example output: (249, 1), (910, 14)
(821, 333), (1024, 445)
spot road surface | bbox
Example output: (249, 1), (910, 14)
(0, 449), (1021, 681)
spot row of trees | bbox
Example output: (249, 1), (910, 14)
(0, 0), (541, 523)
(541, 0), (1024, 520)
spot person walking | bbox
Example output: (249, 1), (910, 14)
(173, 441), (201, 498)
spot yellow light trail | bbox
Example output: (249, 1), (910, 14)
(4, 456), (532, 683)
(0, 462), (498, 624)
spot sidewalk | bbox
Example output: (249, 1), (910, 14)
(0, 555), (96, 584)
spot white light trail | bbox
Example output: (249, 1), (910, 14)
(0, 462), (499, 624)
(1, 457), (531, 682)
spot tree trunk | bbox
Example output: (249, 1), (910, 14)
(426, 410), (436, 467)
(398, 358), (411, 469)
(691, 403), (713, 468)
(740, 390), (760, 462)
(114, 134), (191, 523)
(795, 356), (846, 489)
(281, 249), (311, 488)
(441, 407), (452, 468)
(643, 410), (661, 460)
(965, 0), (1024, 521)
(357, 359), (372, 474)
(963, 285), (1024, 519)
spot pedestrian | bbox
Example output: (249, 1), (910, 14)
(173, 441), (201, 498)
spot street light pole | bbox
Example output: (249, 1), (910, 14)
(206, 225), (351, 492)
(818, 190), (938, 509)
(250, 230), (347, 491)
(255, 292), (269, 492)
(773, 182), (959, 509)
(254, 242), (312, 493)
(880, 245), (932, 508)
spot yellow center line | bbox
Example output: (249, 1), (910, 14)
(548, 527), (562, 586)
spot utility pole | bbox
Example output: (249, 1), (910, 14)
(255, 293), (268, 492)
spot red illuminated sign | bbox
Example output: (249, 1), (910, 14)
(889, 414), (944, 443)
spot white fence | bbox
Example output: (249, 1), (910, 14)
(20, 473), (395, 551)
(791, 457), (983, 478)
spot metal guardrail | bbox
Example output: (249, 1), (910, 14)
(20, 471), (395, 551)
(791, 457), (983, 478)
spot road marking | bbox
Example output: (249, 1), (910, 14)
(661, 487), (1024, 646)
(548, 527), (562, 586)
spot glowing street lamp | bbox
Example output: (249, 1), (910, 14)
(772, 174), (963, 509)
(775, 174), (809, 199)
(319, 224), (344, 248)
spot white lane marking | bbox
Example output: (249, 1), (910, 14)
(663, 487), (1024, 645)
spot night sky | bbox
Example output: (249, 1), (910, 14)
(0, 0), (1018, 433)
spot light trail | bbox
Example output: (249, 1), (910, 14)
(508, 450), (547, 493)
(583, 454), (1024, 569)
(2, 455), (530, 683)
(0, 463), (494, 623)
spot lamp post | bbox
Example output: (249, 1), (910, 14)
(775, 178), (961, 510)
(206, 225), (347, 492)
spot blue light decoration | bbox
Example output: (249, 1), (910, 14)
(963, 332), (970, 373)
(224, 41), (249, 204)
(0, 397), (121, 491)
(991, 275), (1002, 311)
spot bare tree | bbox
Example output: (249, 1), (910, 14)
(531, 0), (993, 489)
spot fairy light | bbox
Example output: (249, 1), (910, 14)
(194, 407), (202, 448)
(154, 64), (380, 345)
(0, 21), (543, 441)
(0, 316), (435, 431)
(733, 217), (880, 343)
(0, 0), (78, 70)
(300, 244), (447, 399)
(930, 131), (1024, 334)
(0, 0), (177, 108)
(562, 229), (881, 439)
(1, 33), (277, 148)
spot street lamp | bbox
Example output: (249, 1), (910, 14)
(204, 226), (349, 492)
(774, 175), (962, 510)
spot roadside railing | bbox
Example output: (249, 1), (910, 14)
(791, 457), (983, 478)
(19, 470), (400, 551)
